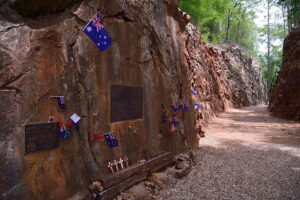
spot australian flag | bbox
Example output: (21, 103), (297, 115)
(82, 13), (111, 52)
(194, 103), (201, 110)
(104, 132), (118, 148)
(57, 97), (66, 110)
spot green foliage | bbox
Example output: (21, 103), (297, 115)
(259, 45), (282, 88)
(258, 20), (287, 42)
(258, 0), (289, 90)
(277, 0), (300, 28)
(178, 0), (288, 88)
(179, 0), (259, 54)
(179, 0), (230, 42)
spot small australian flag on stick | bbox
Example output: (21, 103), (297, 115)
(104, 132), (118, 148)
(82, 13), (111, 52)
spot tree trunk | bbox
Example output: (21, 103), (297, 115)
(287, 0), (292, 32)
(225, 9), (232, 42)
(267, 0), (272, 93)
(297, 1), (300, 28)
(235, 19), (241, 43)
(208, 20), (215, 41)
(236, 8), (247, 43)
(282, 5), (287, 34)
(235, 6), (242, 43)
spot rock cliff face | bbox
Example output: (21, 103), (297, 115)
(185, 25), (267, 131)
(0, 0), (266, 199)
(270, 29), (300, 120)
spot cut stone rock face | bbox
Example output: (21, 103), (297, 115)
(0, 0), (266, 199)
(270, 29), (300, 120)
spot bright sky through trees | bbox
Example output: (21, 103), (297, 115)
(254, 2), (284, 53)
(178, 0), (299, 90)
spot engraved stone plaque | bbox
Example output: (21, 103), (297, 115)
(25, 123), (59, 154)
(111, 85), (143, 122)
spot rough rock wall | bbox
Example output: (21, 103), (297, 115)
(270, 29), (300, 120)
(0, 1), (196, 199)
(0, 0), (266, 199)
(184, 25), (267, 131)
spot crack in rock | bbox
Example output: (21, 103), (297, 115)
(0, 86), (21, 93)
(104, 11), (137, 22)
(70, 12), (87, 25)
(0, 24), (25, 33)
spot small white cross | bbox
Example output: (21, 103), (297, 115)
(108, 162), (114, 174)
(171, 124), (176, 132)
(124, 156), (129, 167)
(119, 158), (124, 169)
(113, 160), (119, 171)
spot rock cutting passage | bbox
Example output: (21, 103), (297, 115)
(158, 105), (300, 200)
(0, 0), (298, 199)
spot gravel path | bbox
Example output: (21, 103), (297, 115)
(158, 105), (300, 200)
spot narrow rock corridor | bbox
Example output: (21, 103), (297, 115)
(158, 105), (300, 200)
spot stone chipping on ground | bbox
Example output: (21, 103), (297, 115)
(157, 105), (300, 200)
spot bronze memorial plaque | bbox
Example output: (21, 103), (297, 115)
(25, 123), (60, 154)
(111, 85), (143, 122)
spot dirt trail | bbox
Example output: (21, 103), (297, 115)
(158, 105), (300, 200)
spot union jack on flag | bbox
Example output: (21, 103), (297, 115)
(82, 13), (111, 52)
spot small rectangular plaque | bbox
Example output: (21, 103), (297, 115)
(111, 85), (143, 122)
(25, 123), (59, 154)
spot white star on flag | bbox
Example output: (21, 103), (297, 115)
(86, 26), (92, 32)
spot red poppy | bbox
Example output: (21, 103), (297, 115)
(57, 120), (64, 127)
(94, 134), (105, 140)
(66, 121), (73, 127)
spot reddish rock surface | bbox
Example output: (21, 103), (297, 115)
(185, 25), (267, 134)
(0, 0), (266, 199)
(270, 29), (300, 120)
